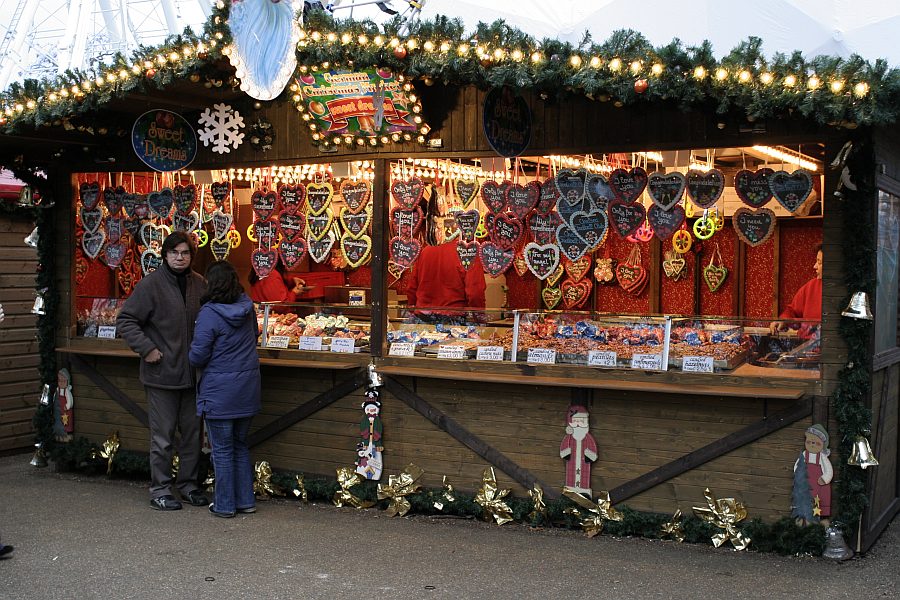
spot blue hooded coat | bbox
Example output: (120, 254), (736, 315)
(189, 294), (261, 419)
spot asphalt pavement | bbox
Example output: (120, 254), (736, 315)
(1, 453), (897, 599)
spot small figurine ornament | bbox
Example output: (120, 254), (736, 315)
(52, 368), (74, 442)
(356, 389), (384, 480)
(791, 424), (833, 525)
(559, 405), (598, 497)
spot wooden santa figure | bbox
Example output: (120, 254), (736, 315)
(52, 368), (74, 442)
(560, 404), (598, 497)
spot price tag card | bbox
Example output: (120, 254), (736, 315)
(299, 336), (323, 351)
(630, 353), (663, 370)
(389, 342), (416, 357)
(587, 350), (617, 367)
(97, 325), (117, 339)
(437, 345), (467, 359)
(266, 335), (290, 349)
(330, 337), (356, 353)
(681, 355), (714, 373)
(476, 346), (505, 362)
(527, 348), (557, 364)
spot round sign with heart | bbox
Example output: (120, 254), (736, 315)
(479, 242), (515, 277)
(340, 234), (372, 268)
(608, 200), (647, 238)
(524, 242), (560, 280)
(148, 187), (175, 219)
(733, 207), (777, 247)
(390, 177), (425, 210)
(279, 212), (305, 241)
(389, 235), (422, 269)
(542, 286), (562, 310)
(506, 181), (540, 221)
(141, 248), (163, 274)
(768, 169), (814, 213)
(555, 168), (588, 207)
(647, 171), (686, 211)
(80, 181), (101, 210)
(82, 229), (106, 260)
(308, 232), (336, 264)
(536, 177), (559, 215)
(491, 212), (524, 250)
(251, 249), (278, 279)
(481, 180), (509, 214)
(555, 223), (590, 262)
(570, 210), (609, 250)
(734, 168), (774, 208)
(341, 180), (371, 214)
(561, 278), (592, 309)
(609, 167), (648, 204)
(455, 179), (480, 209)
(306, 209), (334, 241)
(457, 239), (479, 271)
(279, 238), (307, 269)
(391, 207), (424, 239)
(686, 169), (725, 209)
(306, 182), (334, 215)
(174, 184), (197, 216)
(279, 183), (306, 215)
(251, 189), (279, 221)
(340, 206), (372, 239)
(647, 204), (686, 241)
(564, 255), (592, 282)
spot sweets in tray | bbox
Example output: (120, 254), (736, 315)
(258, 311), (370, 347)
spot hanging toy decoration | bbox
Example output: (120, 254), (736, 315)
(672, 228), (693, 254)
(356, 388), (384, 480)
(693, 210), (716, 240)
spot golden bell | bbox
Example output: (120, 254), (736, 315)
(39, 383), (51, 406)
(841, 292), (873, 320)
(847, 436), (879, 469)
(822, 525), (854, 560)
(29, 442), (48, 468)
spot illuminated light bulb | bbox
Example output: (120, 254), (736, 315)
(60, 88), (68, 97)
(854, 81), (869, 97)
(358, 34), (368, 45)
(570, 55), (582, 68)
(81, 81), (92, 91)
(738, 70), (751, 83)
(440, 41), (450, 53)
(830, 80), (845, 93)
(458, 43), (470, 56)
(693, 66), (706, 79)
(609, 58), (622, 72)
(381, 136), (389, 144)
(493, 48), (505, 60)
(715, 68), (728, 81)
(356, 138), (365, 146)
(311, 31), (322, 41)
(784, 74), (797, 87)
(156, 54), (167, 64)
(807, 75), (820, 90)
(48, 92), (58, 102)
(651, 63), (663, 75)
(345, 135), (353, 144)
(630, 60), (641, 73)
(423, 40), (435, 52)
(118, 70), (128, 79)
(131, 65), (141, 74)
(760, 72), (774, 85)
(392, 133), (401, 141)
(169, 52), (180, 62)
(25, 100), (35, 109)
(589, 56), (601, 68)
(341, 33), (351, 44)
(374, 35), (384, 46)
(531, 51), (542, 63)
(413, 115), (422, 124)
(293, 94), (301, 102)
(106, 72), (117, 82)
(408, 94), (417, 102)
(476, 45), (487, 57)
(403, 133), (412, 141)
(71, 85), (80, 94)
(327, 33), (337, 42)
(407, 38), (418, 50)
(95, 77), (104, 86)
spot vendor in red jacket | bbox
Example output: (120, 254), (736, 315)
(406, 241), (486, 311)
(249, 262), (304, 308)
(770, 244), (822, 336)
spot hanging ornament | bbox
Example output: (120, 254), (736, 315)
(692, 210), (716, 240)
(393, 45), (408, 59)
(474, 467), (514, 525)
(197, 103), (246, 154)
(633, 78), (649, 94)
(376, 463), (424, 517)
(248, 118), (275, 151)
(672, 227), (692, 254)
(703, 244), (728, 292)
(692, 488), (751, 550)
(662, 249), (687, 281)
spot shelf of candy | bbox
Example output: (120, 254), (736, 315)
(76, 298), (123, 338)
(667, 320), (749, 371)
(386, 308), (512, 358)
(747, 320), (821, 371)
(258, 304), (371, 352)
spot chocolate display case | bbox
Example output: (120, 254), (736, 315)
(257, 302), (372, 354)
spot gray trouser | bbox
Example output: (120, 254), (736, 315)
(146, 386), (201, 499)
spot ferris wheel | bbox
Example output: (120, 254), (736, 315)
(0, 0), (213, 91)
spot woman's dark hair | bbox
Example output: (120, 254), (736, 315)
(161, 231), (196, 260)
(202, 261), (245, 304)
(248, 260), (285, 285)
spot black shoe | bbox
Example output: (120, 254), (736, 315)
(150, 495), (183, 511)
(236, 506), (257, 514)
(183, 490), (209, 507)
(208, 504), (235, 518)
(0, 544), (13, 558)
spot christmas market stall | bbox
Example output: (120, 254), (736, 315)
(3, 2), (900, 555)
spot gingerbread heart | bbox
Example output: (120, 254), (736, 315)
(542, 286), (562, 310)
(734, 168), (774, 208)
(616, 263), (646, 293)
(457, 239), (479, 270)
(117, 268), (136, 295)
(609, 167), (648, 204)
(148, 187), (174, 219)
(564, 255), (592, 282)
(174, 184), (197, 216)
(103, 186), (126, 216)
(210, 181), (231, 209)
(391, 177), (425, 210)
(279, 239), (307, 269)
(389, 236), (421, 269)
(306, 182), (334, 215)
(528, 211), (562, 245)
(211, 210), (233, 240)
(506, 181), (540, 221)
(733, 207), (776, 247)
(647, 171), (686, 211)
(106, 217), (124, 244)
(80, 181), (101, 210)
(524, 242), (560, 280)
(769, 169), (813, 214)
(647, 204), (686, 241)
(341, 180), (370, 214)
(513, 254), (529, 277)
(139, 222), (167, 249)
(455, 209), (480, 241)
(556, 194), (588, 227)
(306, 209), (334, 241)
(75, 249), (89, 285)
(391, 207), (424, 238)
(82, 229), (106, 259)
(686, 169), (725, 209)
(251, 249), (278, 279)
(104, 242), (127, 269)
(340, 234), (372, 268)
(662, 257), (686, 280)
(570, 210), (608, 250)
(279, 183), (306, 215)
(123, 216), (142, 239)
(479, 242), (514, 277)
(455, 179), (480, 209)
(279, 212), (305, 241)
(140, 249), (163, 274)
(209, 238), (231, 261)
(481, 180), (508, 214)
(555, 224), (590, 262)
(173, 212), (200, 233)
(561, 278), (592, 309)
(555, 168), (588, 207)
(586, 172), (615, 213)
(608, 200), (647, 238)
(340, 206), (372, 239)
(387, 261), (405, 281)
(80, 206), (103, 233)
(491, 212), (524, 250)
(251, 189), (279, 221)
(308, 233), (336, 264)
(703, 263), (728, 292)
(253, 220), (278, 250)
(547, 262), (565, 287)
(536, 177), (559, 215)
(123, 192), (148, 219)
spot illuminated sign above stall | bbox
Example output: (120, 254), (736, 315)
(131, 110), (198, 172)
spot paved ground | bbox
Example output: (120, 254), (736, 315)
(0, 453), (898, 600)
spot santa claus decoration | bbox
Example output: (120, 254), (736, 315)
(559, 404), (598, 497)
(228, 0), (300, 100)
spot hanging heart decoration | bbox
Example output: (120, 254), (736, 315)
(339, 206), (372, 239)
(306, 209), (335, 241)
(647, 171), (686, 211)
(616, 263), (647, 295)
(306, 182), (334, 215)
(506, 181), (541, 221)
(555, 168), (588, 207)
(561, 278), (592, 309)
(479, 242), (514, 277)
(490, 212), (524, 250)
(117, 268), (136, 296)
(103, 242), (127, 269)
(251, 189), (279, 221)
(173, 184), (197, 216)
(455, 179), (480, 209)
(173, 212), (200, 233)
(524, 242), (560, 280)
(387, 261), (405, 282)
(556, 193), (588, 227)
(210, 181), (231, 209)
(564, 255), (592, 282)
(251, 249), (278, 279)
(481, 180), (508, 214)
(210, 238), (232, 261)
(769, 169), (814, 213)
(279, 183), (306, 215)
(609, 167), (648, 204)
(662, 251), (687, 281)
(547, 262), (565, 287)
(120, 246), (136, 272)
(81, 230), (106, 259)
(148, 187), (175, 219)
(586, 172), (615, 213)
(733, 207), (777, 247)
(340, 234), (372, 268)
(278, 212), (305, 241)
(536, 177), (559, 215)
(340, 180), (371, 214)
(686, 169), (725, 209)
(74, 249), (89, 285)
(391, 206), (424, 238)
(542, 286), (562, 310)
(80, 181), (101, 210)
(703, 245), (728, 292)
(456, 239), (479, 270)
(106, 217), (124, 244)
(139, 222), (168, 249)
(389, 235), (422, 269)
(308, 233), (336, 264)
(140, 248), (163, 274)
(594, 257), (615, 284)
(123, 216), (142, 239)
(454, 209), (481, 241)
(211, 210), (233, 240)
(253, 220), (279, 249)
(529, 211), (563, 245)
(513, 253), (529, 277)
(734, 168), (774, 208)
(555, 223), (590, 262)
(123, 192), (149, 219)
(279, 239), (307, 269)
(80, 207), (103, 233)
(390, 177), (425, 210)
(570, 210), (609, 250)
(647, 204), (686, 241)
(104, 186), (126, 216)
(608, 200), (647, 238)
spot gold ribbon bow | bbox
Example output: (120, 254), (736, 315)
(561, 487), (623, 537)
(333, 466), (375, 509)
(528, 484), (548, 523)
(171, 453), (180, 479)
(474, 467), (514, 525)
(92, 431), (120, 476)
(202, 463), (216, 493)
(692, 488), (751, 551)
(377, 463), (424, 517)
(434, 475), (456, 511)
(253, 461), (284, 498)
(292, 475), (308, 503)
(660, 508), (685, 543)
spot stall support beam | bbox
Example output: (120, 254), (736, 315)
(370, 158), (388, 357)
(69, 354), (149, 427)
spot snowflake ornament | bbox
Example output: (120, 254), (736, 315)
(198, 103), (245, 154)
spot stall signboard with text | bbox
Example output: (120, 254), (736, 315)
(483, 85), (532, 157)
(132, 110), (197, 172)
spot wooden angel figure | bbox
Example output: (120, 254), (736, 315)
(560, 404), (598, 497)
(52, 368), (74, 442)
(791, 424), (833, 525)
(355, 389), (384, 480)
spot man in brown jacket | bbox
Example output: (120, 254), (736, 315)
(117, 232), (209, 510)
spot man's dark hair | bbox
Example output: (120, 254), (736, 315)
(202, 261), (245, 305)
(161, 231), (196, 260)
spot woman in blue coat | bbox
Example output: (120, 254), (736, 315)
(189, 261), (261, 517)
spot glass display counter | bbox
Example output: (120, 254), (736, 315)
(257, 302), (372, 354)
(75, 297), (125, 338)
(386, 306), (512, 359)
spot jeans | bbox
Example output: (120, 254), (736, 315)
(205, 416), (255, 514)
